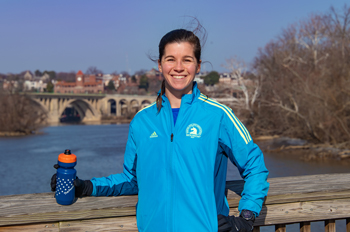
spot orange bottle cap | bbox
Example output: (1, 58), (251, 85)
(58, 149), (77, 163)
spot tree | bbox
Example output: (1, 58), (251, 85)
(134, 69), (147, 76)
(43, 70), (56, 80)
(203, 71), (220, 86)
(131, 75), (137, 83)
(35, 70), (42, 77)
(46, 80), (54, 93)
(223, 57), (261, 124)
(0, 92), (47, 134)
(120, 71), (130, 77)
(252, 5), (350, 145)
(139, 75), (149, 91)
(86, 66), (103, 75)
(56, 71), (76, 82)
(107, 80), (116, 91)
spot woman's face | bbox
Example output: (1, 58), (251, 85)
(158, 42), (201, 97)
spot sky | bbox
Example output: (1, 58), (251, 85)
(0, 0), (348, 75)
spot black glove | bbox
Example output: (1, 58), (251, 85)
(218, 214), (254, 232)
(50, 164), (93, 197)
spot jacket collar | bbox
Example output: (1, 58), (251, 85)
(160, 82), (200, 106)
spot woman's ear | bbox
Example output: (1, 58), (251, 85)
(158, 59), (162, 73)
(196, 60), (202, 74)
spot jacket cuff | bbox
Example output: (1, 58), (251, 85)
(90, 179), (97, 196)
(238, 199), (260, 217)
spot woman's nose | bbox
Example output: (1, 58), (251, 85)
(174, 61), (184, 71)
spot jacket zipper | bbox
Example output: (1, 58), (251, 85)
(166, 98), (175, 232)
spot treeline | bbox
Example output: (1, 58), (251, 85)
(240, 5), (350, 147)
(0, 93), (47, 134)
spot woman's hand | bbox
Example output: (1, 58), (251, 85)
(50, 164), (93, 197)
(218, 214), (254, 232)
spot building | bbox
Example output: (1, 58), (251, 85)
(54, 70), (104, 94)
(219, 73), (238, 85)
(23, 79), (48, 92)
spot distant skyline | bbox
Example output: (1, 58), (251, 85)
(0, 0), (348, 75)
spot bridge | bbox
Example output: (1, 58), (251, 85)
(27, 93), (156, 123)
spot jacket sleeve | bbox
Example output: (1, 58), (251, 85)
(219, 109), (269, 216)
(90, 122), (138, 196)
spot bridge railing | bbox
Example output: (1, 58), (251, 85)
(0, 173), (349, 231)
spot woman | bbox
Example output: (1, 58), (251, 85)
(51, 29), (269, 232)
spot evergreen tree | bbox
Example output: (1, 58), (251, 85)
(107, 80), (116, 90)
(203, 71), (220, 86)
(139, 75), (149, 91)
(46, 80), (54, 93)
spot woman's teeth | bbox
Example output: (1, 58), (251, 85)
(173, 76), (185, 79)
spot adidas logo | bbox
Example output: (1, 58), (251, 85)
(150, 131), (158, 138)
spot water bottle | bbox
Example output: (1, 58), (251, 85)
(55, 149), (77, 205)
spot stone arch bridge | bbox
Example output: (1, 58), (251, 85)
(27, 93), (156, 123)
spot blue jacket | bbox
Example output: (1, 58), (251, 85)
(91, 83), (269, 232)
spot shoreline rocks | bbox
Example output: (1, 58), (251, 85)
(254, 136), (350, 162)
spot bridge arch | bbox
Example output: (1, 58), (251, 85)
(141, 100), (151, 109)
(107, 99), (117, 116)
(60, 99), (99, 122)
(130, 99), (140, 115)
(31, 98), (49, 114)
(118, 99), (128, 116)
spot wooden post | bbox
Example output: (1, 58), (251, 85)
(325, 219), (336, 232)
(346, 218), (350, 232)
(253, 226), (260, 232)
(275, 224), (286, 232)
(300, 222), (310, 232)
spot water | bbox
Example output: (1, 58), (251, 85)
(0, 124), (348, 231)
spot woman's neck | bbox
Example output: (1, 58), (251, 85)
(165, 87), (192, 108)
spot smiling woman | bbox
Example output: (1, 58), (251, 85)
(50, 25), (269, 232)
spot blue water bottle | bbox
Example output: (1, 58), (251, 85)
(55, 149), (77, 205)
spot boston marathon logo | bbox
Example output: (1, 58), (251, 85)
(186, 123), (202, 138)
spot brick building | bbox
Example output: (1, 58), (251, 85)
(55, 70), (104, 94)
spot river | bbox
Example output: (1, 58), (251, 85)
(0, 124), (348, 231)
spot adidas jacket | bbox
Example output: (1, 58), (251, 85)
(91, 82), (269, 232)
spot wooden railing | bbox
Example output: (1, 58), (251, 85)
(0, 173), (349, 231)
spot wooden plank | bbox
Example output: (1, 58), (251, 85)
(300, 221), (310, 232)
(275, 224), (286, 232)
(59, 217), (137, 232)
(0, 222), (59, 232)
(230, 198), (350, 227)
(1, 198), (349, 231)
(1, 173), (350, 227)
(0, 193), (137, 226)
(227, 173), (350, 207)
(325, 219), (336, 232)
(0, 206), (136, 227)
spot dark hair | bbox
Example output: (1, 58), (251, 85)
(158, 29), (201, 63)
(156, 29), (202, 112)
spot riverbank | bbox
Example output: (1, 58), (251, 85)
(255, 135), (350, 162)
(2, 125), (350, 163)
(0, 131), (45, 137)
(0, 118), (131, 137)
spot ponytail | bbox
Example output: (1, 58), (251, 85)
(156, 80), (166, 112)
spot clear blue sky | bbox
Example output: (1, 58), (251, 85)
(0, 0), (348, 75)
